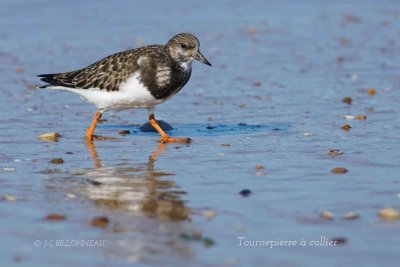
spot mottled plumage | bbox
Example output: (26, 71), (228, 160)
(38, 46), (185, 97)
(37, 33), (211, 143)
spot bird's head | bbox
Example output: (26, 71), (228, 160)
(166, 33), (212, 67)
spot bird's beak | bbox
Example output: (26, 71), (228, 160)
(194, 50), (212, 66)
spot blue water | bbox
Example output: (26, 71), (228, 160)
(0, 0), (400, 266)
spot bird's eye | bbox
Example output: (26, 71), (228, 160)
(180, 43), (187, 49)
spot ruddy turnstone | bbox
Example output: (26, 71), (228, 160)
(38, 33), (211, 143)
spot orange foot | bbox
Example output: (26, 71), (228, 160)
(148, 114), (191, 144)
(158, 136), (192, 144)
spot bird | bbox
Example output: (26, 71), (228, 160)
(37, 33), (211, 143)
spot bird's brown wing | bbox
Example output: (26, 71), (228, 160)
(38, 49), (142, 92)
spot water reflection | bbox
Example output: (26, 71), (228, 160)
(82, 140), (189, 221)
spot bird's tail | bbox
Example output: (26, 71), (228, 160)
(37, 73), (57, 88)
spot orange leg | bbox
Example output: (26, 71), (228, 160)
(149, 114), (191, 144)
(86, 111), (102, 140)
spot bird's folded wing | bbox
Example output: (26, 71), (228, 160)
(38, 50), (140, 92)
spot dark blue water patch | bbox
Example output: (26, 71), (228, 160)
(99, 122), (291, 137)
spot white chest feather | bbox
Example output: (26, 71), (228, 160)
(55, 72), (165, 111)
(180, 61), (192, 73)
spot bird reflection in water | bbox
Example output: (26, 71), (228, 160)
(83, 140), (189, 221)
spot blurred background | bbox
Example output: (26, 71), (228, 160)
(1, 0), (400, 266)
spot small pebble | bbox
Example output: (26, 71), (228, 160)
(45, 214), (66, 221)
(342, 97), (352, 104)
(344, 115), (355, 120)
(320, 211), (334, 220)
(0, 195), (17, 202)
(202, 210), (217, 219)
(118, 130), (130, 135)
(66, 193), (76, 198)
(220, 143), (231, 147)
(345, 14), (361, 23)
(379, 207), (400, 220)
(367, 88), (376, 96)
(180, 232), (215, 247)
(343, 212), (359, 220)
(327, 149), (343, 156)
(203, 238), (215, 247)
(50, 158), (64, 164)
(253, 81), (262, 87)
(331, 237), (347, 245)
(91, 216), (110, 227)
(38, 132), (61, 142)
(331, 167), (348, 174)
(239, 189), (252, 197)
(355, 114), (367, 120)
(255, 165), (265, 171)
(336, 56), (345, 63)
(341, 124), (351, 131)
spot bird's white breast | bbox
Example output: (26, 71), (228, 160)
(52, 72), (165, 111)
(180, 61), (192, 73)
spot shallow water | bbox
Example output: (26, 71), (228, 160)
(1, 0), (400, 266)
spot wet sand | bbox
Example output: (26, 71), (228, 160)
(0, 0), (400, 266)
